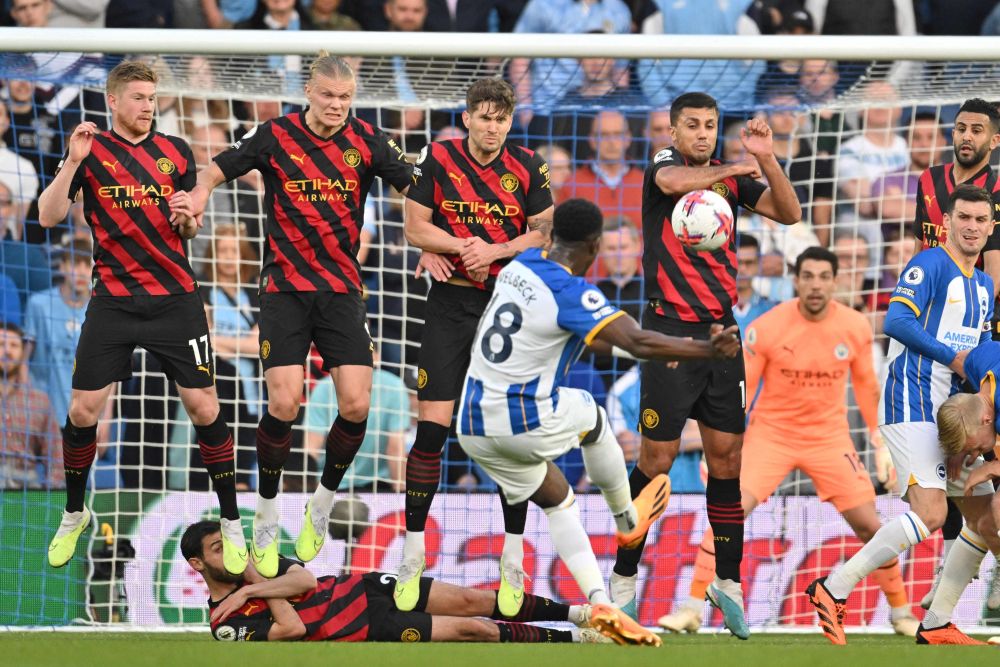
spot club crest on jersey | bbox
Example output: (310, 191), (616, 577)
(746, 327), (756, 346)
(581, 290), (606, 311)
(416, 145), (428, 165)
(653, 148), (672, 163)
(711, 182), (729, 198)
(834, 343), (849, 360)
(343, 148), (362, 168)
(903, 266), (924, 285)
(417, 368), (428, 389)
(156, 158), (175, 175)
(214, 626), (237, 641)
(641, 409), (660, 430)
(500, 173), (519, 192)
(260, 340), (271, 360)
(401, 628), (421, 642)
(936, 463), (947, 481)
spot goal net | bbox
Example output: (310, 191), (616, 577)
(1, 30), (999, 632)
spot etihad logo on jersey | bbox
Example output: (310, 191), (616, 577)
(442, 200), (520, 226)
(780, 368), (845, 387)
(97, 183), (173, 209)
(283, 177), (358, 202)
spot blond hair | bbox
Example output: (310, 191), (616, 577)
(309, 50), (355, 83)
(936, 392), (984, 455)
(106, 60), (158, 96)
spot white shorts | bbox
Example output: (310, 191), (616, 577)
(879, 421), (994, 500)
(457, 387), (599, 504)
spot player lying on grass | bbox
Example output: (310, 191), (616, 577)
(182, 520), (629, 644)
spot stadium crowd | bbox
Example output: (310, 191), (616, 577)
(1, 0), (999, 505)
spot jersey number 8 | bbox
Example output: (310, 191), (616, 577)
(480, 303), (523, 364)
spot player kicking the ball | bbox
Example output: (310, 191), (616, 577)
(456, 198), (742, 647)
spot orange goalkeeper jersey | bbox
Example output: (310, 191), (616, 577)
(743, 299), (878, 441)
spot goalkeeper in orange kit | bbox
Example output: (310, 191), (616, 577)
(658, 247), (919, 636)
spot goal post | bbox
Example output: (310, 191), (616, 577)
(1, 29), (999, 632)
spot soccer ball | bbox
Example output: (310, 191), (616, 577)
(328, 495), (370, 541)
(671, 189), (734, 252)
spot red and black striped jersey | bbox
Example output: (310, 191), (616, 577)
(641, 148), (766, 322)
(209, 558), (369, 642)
(213, 113), (412, 294)
(911, 162), (1000, 256)
(66, 129), (198, 297)
(406, 138), (552, 289)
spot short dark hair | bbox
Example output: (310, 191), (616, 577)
(912, 111), (939, 125)
(602, 215), (637, 236)
(0, 321), (23, 338)
(553, 198), (603, 243)
(180, 520), (220, 561)
(670, 92), (718, 126)
(735, 233), (760, 252)
(466, 78), (515, 117)
(794, 246), (838, 277)
(957, 98), (1000, 134)
(947, 183), (993, 215)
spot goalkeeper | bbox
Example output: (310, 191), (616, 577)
(182, 520), (634, 645)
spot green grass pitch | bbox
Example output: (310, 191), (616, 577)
(4, 632), (1000, 667)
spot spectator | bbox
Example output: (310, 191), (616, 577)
(983, 2), (1000, 36)
(644, 109), (672, 158)
(198, 0), (257, 28)
(733, 234), (777, 333)
(0, 322), (62, 489)
(560, 110), (643, 225)
(23, 238), (91, 426)
(806, 0), (916, 35)
(597, 215), (643, 323)
(309, 0), (360, 30)
(104, 0), (172, 28)
(187, 123), (264, 259)
(422, 0), (527, 32)
(383, 0), (428, 103)
(9, 0), (52, 26)
(510, 0), (631, 131)
(535, 144), (572, 204)
(550, 50), (645, 160)
(638, 0), (765, 109)
(763, 89), (834, 246)
(756, 7), (816, 98)
(836, 80), (908, 220)
(871, 112), (945, 240)
(238, 0), (315, 29)
(3, 79), (61, 194)
(832, 234), (874, 314)
(304, 349), (409, 492)
(869, 229), (913, 336)
(798, 59), (847, 156)
(592, 215), (642, 374)
(0, 98), (39, 241)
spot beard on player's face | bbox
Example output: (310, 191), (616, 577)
(203, 561), (244, 585)
(954, 140), (990, 168)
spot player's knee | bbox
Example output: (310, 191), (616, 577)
(185, 396), (220, 426)
(704, 448), (741, 478)
(67, 401), (100, 428)
(268, 393), (301, 422)
(337, 393), (370, 423)
(638, 444), (676, 476)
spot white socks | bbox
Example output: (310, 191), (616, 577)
(545, 491), (611, 605)
(403, 530), (425, 561)
(580, 407), (638, 533)
(312, 482), (336, 516)
(924, 529), (989, 628)
(502, 532), (524, 566)
(255, 495), (278, 523)
(825, 511), (928, 600)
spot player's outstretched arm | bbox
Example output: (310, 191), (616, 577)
(654, 160), (759, 197)
(593, 315), (740, 361)
(404, 198), (464, 255)
(190, 162), (229, 222)
(883, 300), (963, 374)
(39, 122), (97, 227)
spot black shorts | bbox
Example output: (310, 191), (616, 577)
(258, 291), (373, 371)
(417, 282), (492, 402)
(73, 292), (215, 391)
(638, 307), (746, 441)
(363, 572), (433, 643)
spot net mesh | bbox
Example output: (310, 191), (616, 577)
(1, 50), (999, 630)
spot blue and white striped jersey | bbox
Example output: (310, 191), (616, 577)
(881, 246), (994, 425)
(458, 248), (625, 437)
